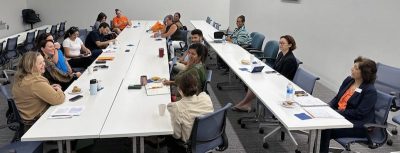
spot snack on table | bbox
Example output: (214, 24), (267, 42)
(241, 59), (250, 65)
(72, 86), (81, 93)
(151, 76), (161, 81)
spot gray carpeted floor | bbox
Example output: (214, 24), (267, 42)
(1, 56), (400, 153)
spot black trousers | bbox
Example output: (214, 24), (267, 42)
(320, 128), (367, 153)
(166, 135), (187, 153)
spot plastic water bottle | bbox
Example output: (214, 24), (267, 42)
(286, 83), (294, 102)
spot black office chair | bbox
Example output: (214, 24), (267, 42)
(58, 21), (66, 39)
(0, 79), (25, 142)
(4, 36), (20, 69)
(79, 28), (88, 44)
(333, 90), (394, 151)
(183, 103), (231, 153)
(21, 30), (36, 54)
(50, 24), (58, 40)
(0, 40), (6, 66)
(206, 16), (212, 24)
(36, 28), (47, 41)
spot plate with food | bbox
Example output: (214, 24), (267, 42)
(281, 101), (296, 108)
(149, 76), (164, 83)
(68, 86), (82, 95)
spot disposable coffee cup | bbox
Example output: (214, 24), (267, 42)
(90, 79), (98, 95)
(158, 104), (166, 116)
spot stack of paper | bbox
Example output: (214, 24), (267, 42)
(303, 107), (344, 119)
(48, 106), (85, 119)
(145, 83), (170, 96)
(294, 96), (328, 107)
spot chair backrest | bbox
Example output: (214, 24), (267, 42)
(262, 40), (279, 66)
(189, 103), (232, 153)
(368, 90), (394, 146)
(1, 83), (24, 141)
(79, 29), (88, 43)
(0, 40), (5, 54)
(296, 58), (303, 65)
(292, 67), (320, 94)
(206, 17), (212, 24)
(5, 36), (19, 51)
(58, 21), (66, 37)
(50, 25), (57, 36)
(375, 63), (400, 96)
(203, 70), (212, 94)
(249, 32), (265, 51)
(36, 28), (47, 41)
(24, 31), (36, 52)
(58, 21), (65, 32)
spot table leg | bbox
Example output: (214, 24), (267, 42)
(66, 140), (71, 153)
(314, 129), (321, 153)
(132, 137), (137, 153)
(140, 137), (144, 153)
(308, 130), (316, 153)
(57, 140), (63, 153)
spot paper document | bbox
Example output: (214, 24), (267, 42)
(294, 96), (328, 107)
(48, 106), (85, 119)
(145, 83), (170, 96)
(303, 107), (344, 119)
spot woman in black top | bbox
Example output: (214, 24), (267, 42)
(154, 15), (182, 41)
(232, 35), (299, 112)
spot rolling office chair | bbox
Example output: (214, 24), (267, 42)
(249, 40), (279, 67)
(172, 30), (189, 55)
(0, 140), (43, 153)
(50, 24), (58, 40)
(181, 103), (231, 153)
(203, 70), (212, 94)
(245, 32), (265, 51)
(58, 21), (66, 38)
(21, 30), (36, 54)
(79, 28), (88, 44)
(332, 91), (394, 152)
(373, 62), (400, 145)
(4, 36), (20, 69)
(0, 40), (6, 67)
(35, 28), (47, 41)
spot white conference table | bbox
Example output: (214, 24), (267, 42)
(191, 20), (353, 153)
(0, 25), (52, 49)
(100, 21), (173, 153)
(21, 21), (161, 153)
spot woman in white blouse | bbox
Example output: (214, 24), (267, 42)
(63, 27), (92, 68)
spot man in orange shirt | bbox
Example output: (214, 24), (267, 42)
(112, 9), (132, 34)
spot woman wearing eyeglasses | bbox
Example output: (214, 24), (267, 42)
(232, 35), (299, 112)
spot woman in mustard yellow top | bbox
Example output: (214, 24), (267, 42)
(12, 52), (65, 130)
(320, 56), (377, 153)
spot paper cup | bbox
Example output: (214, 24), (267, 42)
(158, 104), (166, 116)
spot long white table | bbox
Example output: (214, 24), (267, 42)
(21, 21), (169, 153)
(100, 21), (173, 153)
(1, 25), (52, 49)
(191, 20), (353, 153)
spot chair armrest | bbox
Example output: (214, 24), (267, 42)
(248, 50), (263, 54)
(364, 123), (387, 129)
(245, 48), (259, 51)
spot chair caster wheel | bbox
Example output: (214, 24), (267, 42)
(387, 139), (393, 146)
(295, 149), (301, 153)
(263, 142), (269, 149)
(217, 85), (222, 90)
(240, 123), (246, 129)
(391, 129), (398, 135)
(259, 128), (264, 134)
(237, 119), (242, 124)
